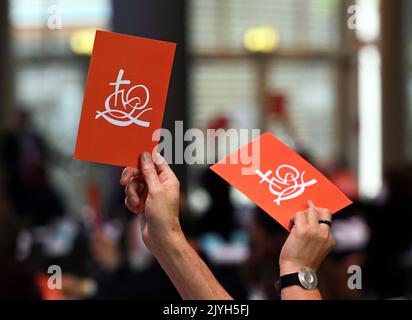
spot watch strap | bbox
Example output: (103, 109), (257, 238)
(279, 273), (302, 290)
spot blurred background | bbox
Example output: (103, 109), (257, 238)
(0, 0), (411, 300)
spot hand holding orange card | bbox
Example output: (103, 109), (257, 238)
(74, 30), (176, 168)
(210, 132), (352, 230)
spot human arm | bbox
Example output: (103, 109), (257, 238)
(279, 202), (336, 300)
(120, 152), (232, 300)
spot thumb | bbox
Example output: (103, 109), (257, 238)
(140, 152), (161, 191)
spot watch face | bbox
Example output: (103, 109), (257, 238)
(298, 267), (318, 290)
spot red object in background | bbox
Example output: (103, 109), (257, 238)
(36, 274), (64, 300)
(87, 182), (103, 233)
(270, 94), (287, 119)
(208, 116), (229, 130)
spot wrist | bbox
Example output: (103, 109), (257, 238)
(150, 229), (187, 258)
(279, 261), (309, 276)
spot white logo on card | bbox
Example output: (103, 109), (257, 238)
(255, 165), (317, 205)
(95, 69), (152, 127)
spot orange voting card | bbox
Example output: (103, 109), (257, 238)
(74, 30), (176, 168)
(210, 132), (352, 230)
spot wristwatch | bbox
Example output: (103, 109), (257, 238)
(275, 267), (318, 293)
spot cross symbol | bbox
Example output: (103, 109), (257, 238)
(109, 69), (131, 107)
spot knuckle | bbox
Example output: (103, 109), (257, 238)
(126, 196), (141, 213)
(130, 176), (139, 183)
(150, 186), (162, 196)
(318, 228), (329, 241)
(142, 166), (156, 176)
(122, 167), (130, 177)
(125, 197), (134, 212)
(159, 172), (168, 180)
(296, 227), (308, 237)
(125, 183), (133, 196)
(125, 180), (137, 195)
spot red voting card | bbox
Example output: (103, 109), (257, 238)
(74, 30), (176, 167)
(210, 132), (352, 230)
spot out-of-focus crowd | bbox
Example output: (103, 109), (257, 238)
(0, 110), (412, 300)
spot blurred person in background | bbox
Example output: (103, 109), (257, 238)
(88, 217), (179, 299)
(244, 208), (287, 300)
(198, 117), (238, 241)
(364, 166), (412, 299)
(317, 159), (367, 299)
(1, 109), (64, 227)
(199, 169), (238, 241)
(0, 195), (41, 299)
(121, 152), (336, 300)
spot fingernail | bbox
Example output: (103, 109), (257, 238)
(141, 152), (151, 163)
(153, 153), (165, 165)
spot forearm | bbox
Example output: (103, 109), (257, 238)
(152, 233), (233, 300)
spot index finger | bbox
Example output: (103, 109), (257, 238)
(152, 152), (177, 181)
(141, 152), (161, 191)
(291, 211), (307, 230)
(306, 200), (319, 226)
